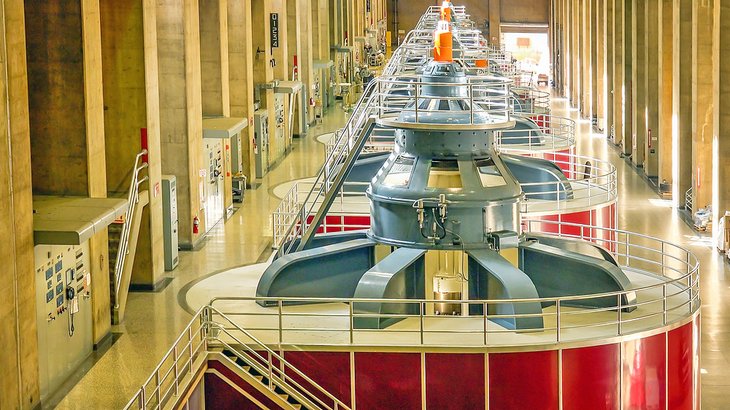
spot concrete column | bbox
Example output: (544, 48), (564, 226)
(0, 1), (38, 407)
(622, 0), (633, 155)
(26, 1), (90, 196)
(612, 0), (624, 145)
(595, 0), (606, 129)
(582, 0), (592, 117)
(298, 0), (316, 126)
(691, 0), (714, 210)
(227, 0), (256, 182)
(554, 0), (563, 93)
(657, 0), (675, 188)
(25, 0), (111, 344)
(251, 0), (281, 181)
(630, 0), (646, 166)
(157, 0), (205, 248)
(713, 0), (730, 228)
(346, 0), (355, 44)
(199, 0), (233, 211)
(271, 0), (288, 81)
(673, 0), (693, 207)
(81, 0), (113, 344)
(560, 0), (570, 97)
(254, 0), (289, 168)
(101, 0), (165, 289)
(644, 0), (660, 176)
(286, 0), (306, 137)
(557, 0), (564, 95)
(313, 0), (331, 67)
(330, 0), (344, 46)
(605, 0), (614, 135)
(200, 0), (230, 117)
(488, 0), (501, 45)
(571, 0), (581, 107)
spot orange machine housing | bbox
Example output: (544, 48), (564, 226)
(433, 22), (453, 62)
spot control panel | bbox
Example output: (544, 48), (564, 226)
(203, 140), (225, 232)
(36, 244), (90, 321)
(253, 109), (270, 178)
(274, 94), (286, 158)
(34, 242), (93, 401)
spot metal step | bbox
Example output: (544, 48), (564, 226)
(221, 349), (309, 410)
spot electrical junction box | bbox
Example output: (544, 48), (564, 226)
(162, 175), (179, 271)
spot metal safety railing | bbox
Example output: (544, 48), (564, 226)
(374, 74), (513, 128)
(416, 6), (475, 31)
(383, 30), (492, 77)
(272, 152), (618, 245)
(275, 80), (379, 255)
(113, 150), (148, 308)
(323, 114), (573, 157)
(518, 154), (617, 215)
(123, 305), (350, 410)
(494, 113), (575, 153)
(273, 181), (371, 246)
(511, 87), (551, 114)
(216, 222), (700, 348)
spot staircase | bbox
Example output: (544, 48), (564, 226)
(219, 350), (308, 409)
(275, 80), (380, 255)
(110, 150), (149, 324)
(108, 222), (123, 274)
(123, 306), (350, 410)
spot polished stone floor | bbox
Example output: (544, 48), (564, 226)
(53, 98), (730, 409)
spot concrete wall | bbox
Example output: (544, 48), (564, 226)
(100, 0), (165, 287)
(26, 0), (88, 196)
(388, 0), (549, 43)
(1, 1), (38, 407)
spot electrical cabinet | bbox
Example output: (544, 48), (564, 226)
(34, 243), (92, 401)
(161, 175), (179, 271)
(253, 109), (270, 178)
(230, 131), (243, 176)
(313, 60), (335, 115)
(274, 94), (286, 160)
(203, 140), (225, 232)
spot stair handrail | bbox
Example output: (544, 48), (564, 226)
(114, 149), (149, 308)
(276, 80), (380, 255)
(123, 305), (351, 410)
(210, 313), (350, 410)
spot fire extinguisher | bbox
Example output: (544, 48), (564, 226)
(193, 216), (200, 234)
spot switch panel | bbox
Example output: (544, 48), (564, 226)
(34, 242), (92, 401)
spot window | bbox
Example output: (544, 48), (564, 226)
(428, 159), (463, 188)
(475, 157), (507, 187)
(383, 156), (415, 187)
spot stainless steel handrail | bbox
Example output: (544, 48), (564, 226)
(123, 229), (699, 408)
(220, 222), (700, 349)
(123, 305), (351, 410)
(271, 151), (617, 242)
(495, 113), (575, 152)
(211, 308), (350, 410)
(275, 80), (380, 254)
(114, 149), (148, 308)
(374, 75), (513, 128)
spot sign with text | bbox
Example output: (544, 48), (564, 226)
(270, 13), (279, 49)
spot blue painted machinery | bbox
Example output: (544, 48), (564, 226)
(258, 32), (634, 332)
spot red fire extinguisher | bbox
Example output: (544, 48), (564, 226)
(193, 216), (200, 234)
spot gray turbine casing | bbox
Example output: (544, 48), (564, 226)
(368, 61), (521, 248)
